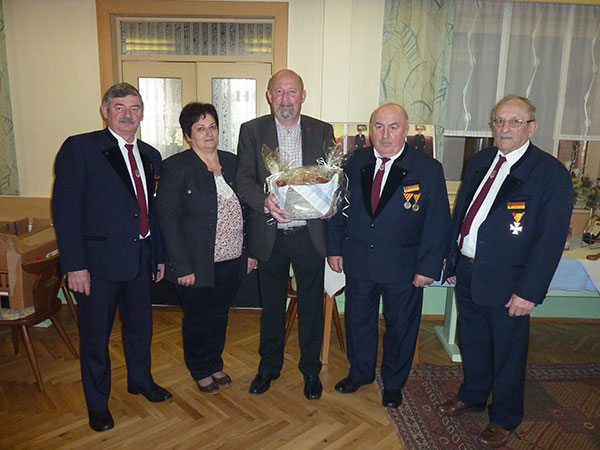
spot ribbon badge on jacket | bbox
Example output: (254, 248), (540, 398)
(508, 202), (525, 235)
(403, 184), (421, 212)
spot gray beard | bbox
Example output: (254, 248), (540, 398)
(277, 107), (296, 120)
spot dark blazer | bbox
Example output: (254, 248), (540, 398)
(328, 146), (451, 284)
(52, 128), (163, 280)
(155, 149), (246, 287)
(236, 114), (335, 261)
(444, 144), (573, 305)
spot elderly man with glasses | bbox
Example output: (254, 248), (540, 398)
(439, 95), (573, 447)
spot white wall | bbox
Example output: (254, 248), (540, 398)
(4, 0), (101, 197)
(4, 0), (384, 196)
(288, 0), (384, 122)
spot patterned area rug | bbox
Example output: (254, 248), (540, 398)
(376, 364), (600, 449)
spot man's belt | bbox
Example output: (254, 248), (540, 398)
(461, 254), (475, 264)
(277, 226), (307, 236)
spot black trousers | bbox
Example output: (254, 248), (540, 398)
(455, 256), (530, 431)
(76, 238), (153, 414)
(257, 228), (324, 376)
(344, 274), (422, 389)
(175, 257), (241, 380)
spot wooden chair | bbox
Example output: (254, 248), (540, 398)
(0, 255), (78, 391)
(284, 275), (345, 364)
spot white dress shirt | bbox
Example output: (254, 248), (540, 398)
(108, 127), (150, 238)
(372, 145), (404, 195)
(460, 141), (529, 258)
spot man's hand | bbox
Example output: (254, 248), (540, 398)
(247, 257), (258, 274)
(177, 273), (195, 287)
(446, 276), (457, 285)
(265, 194), (291, 223)
(153, 263), (165, 282)
(327, 256), (344, 273)
(68, 269), (91, 296)
(413, 274), (434, 288)
(505, 294), (535, 317)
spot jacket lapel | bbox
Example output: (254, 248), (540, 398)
(360, 157), (376, 218)
(265, 118), (279, 154)
(300, 116), (325, 165)
(140, 152), (155, 212)
(490, 144), (533, 211)
(456, 151), (497, 223)
(102, 138), (137, 201)
(375, 150), (409, 216)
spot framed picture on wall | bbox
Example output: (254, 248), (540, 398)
(407, 124), (436, 159)
(332, 123), (370, 154)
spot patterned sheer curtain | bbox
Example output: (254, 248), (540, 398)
(0, 0), (18, 194)
(445, 1), (600, 156)
(380, 0), (455, 161)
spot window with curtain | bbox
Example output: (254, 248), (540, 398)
(445, 1), (600, 161)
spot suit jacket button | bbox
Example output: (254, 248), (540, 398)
(371, 223), (375, 228)
(133, 238), (139, 243)
(370, 244), (375, 249)
(134, 213), (139, 218)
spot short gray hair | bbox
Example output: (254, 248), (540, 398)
(492, 94), (536, 121)
(102, 83), (144, 111)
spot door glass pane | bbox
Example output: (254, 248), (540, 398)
(212, 79), (257, 154)
(138, 77), (184, 158)
(121, 21), (273, 58)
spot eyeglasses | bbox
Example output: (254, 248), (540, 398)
(490, 118), (535, 128)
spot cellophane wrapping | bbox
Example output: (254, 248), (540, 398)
(262, 141), (347, 220)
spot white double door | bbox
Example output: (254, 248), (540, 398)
(123, 61), (271, 157)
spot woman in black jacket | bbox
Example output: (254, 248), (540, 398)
(156, 103), (256, 394)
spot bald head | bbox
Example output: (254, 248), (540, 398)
(267, 69), (306, 128)
(370, 103), (409, 125)
(268, 69), (304, 91)
(369, 103), (409, 157)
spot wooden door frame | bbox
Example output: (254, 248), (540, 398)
(96, 0), (288, 94)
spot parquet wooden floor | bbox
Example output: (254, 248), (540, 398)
(0, 308), (599, 449)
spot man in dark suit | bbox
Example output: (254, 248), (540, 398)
(413, 127), (426, 154)
(354, 126), (366, 150)
(438, 95), (573, 447)
(328, 103), (451, 408)
(236, 69), (334, 400)
(52, 83), (172, 432)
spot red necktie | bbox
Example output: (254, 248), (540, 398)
(371, 157), (390, 214)
(125, 143), (150, 237)
(459, 155), (507, 249)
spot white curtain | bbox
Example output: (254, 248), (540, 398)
(445, 1), (600, 156)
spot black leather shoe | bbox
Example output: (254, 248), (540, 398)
(128, 382), (173, 402)
(249, 372), (279, 395)
(382, 388), (403, 408)
(303, 374), (322, 400)
(89, 410), (114, 432)
(335, 376), (366, 394)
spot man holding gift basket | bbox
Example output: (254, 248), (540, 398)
(328, 103), (451, 408)
(236, 69), (335, 400)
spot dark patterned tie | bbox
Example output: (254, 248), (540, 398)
(371, 157), (390, 214)
(125, 143), (149, 237)
(459, 155), (507, 249)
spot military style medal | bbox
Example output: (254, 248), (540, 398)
(403, 185), (421, 211)
(507, 203), (525, 235)
(510, 212), (525, 235)
(412, 193), (421, 212)
(404, 193), (413, 209)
